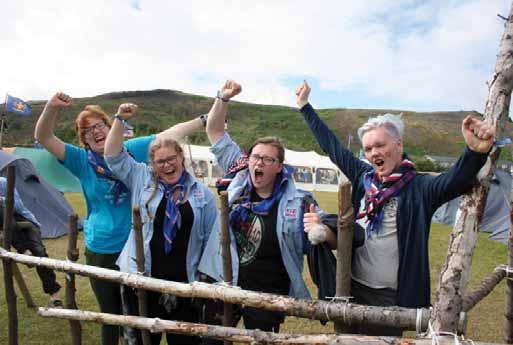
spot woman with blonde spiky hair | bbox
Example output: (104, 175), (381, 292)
(104, 105), (219, 345)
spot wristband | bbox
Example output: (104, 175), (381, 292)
(114, 114), (127, 124)
(216, 90), (230, 103)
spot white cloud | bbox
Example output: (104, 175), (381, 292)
(0, 0), (509, 113)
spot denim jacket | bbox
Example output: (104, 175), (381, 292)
(105, 149), (220, 282)
(198, 133), (323, 300)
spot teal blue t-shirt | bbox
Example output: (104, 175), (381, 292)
(62, 135), (155, 254)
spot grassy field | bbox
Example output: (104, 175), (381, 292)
(0, 191), (508, 344)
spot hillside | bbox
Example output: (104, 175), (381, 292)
(3, 89), (513, 162)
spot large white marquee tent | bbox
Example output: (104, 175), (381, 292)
(184, 144), (346, 192)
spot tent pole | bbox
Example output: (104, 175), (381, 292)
(0, 113), (6, 150)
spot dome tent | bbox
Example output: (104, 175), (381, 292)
(0, 150), (80, 238)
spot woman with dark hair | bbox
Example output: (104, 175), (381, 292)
(104, 105), (219, 345)
(34, 93), (204, 345)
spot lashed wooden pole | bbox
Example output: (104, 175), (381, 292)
(133, 207), (151, 345)
(334, 181), (353, 333)
(431, 3), (513, 333)
(0, 247), (431, 330)
(462, 265), (506, 313)
(219, 191), (233, 345)
(12, 262), (36, 308)
(506, 165), (513, 343)
(2, 166), (18, 345)
(37, 308), (500, 345)
(65, 214), (81, 345)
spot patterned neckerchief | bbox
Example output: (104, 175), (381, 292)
(87, 150), (129, 205)
(356, 156), (416, 238)
(161, 171), (188, 254)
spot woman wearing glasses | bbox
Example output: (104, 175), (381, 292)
(198, 81), (336, 335)
(104, 104), (218, 345)
(34, 93), (204, 345)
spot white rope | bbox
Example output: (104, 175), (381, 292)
(496, 264), (513, 280)
(426, 321), (462, 345)
(323, 296), (353, 322)
(416, 308), (423, 335)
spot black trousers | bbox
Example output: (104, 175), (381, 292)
(349, 280), (403, 336)
(11, 223), (61, 295)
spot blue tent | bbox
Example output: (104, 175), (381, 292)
(433, 168), (510, 244)
(0, 150), (81, 238)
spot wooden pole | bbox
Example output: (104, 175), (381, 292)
(506, 165), (513, 343)
(11, 263), (36, 308)
(431, 2), (513, 333)
(2, 166), (18, 345)
(219, 191), (233, 345)
(65, 214), (81, 345)
(462, 266), (506, 313)
(0, 114), (6, 150)
(133, 207), (151, 345)
(37, 308), (501, 345)
(0, 248), (431, 331)
(334, 181), (353, 333)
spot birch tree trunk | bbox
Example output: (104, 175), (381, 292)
(38, 308), (503, 345)
(431, 4), (513, 333)
(0, 247), (431, 331)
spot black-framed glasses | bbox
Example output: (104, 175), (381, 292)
(154, 155), (178, 168)
(249, 153), (279, 166)
(83, 121), (107, 138)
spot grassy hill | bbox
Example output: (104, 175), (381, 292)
(3, 89), (513, 162)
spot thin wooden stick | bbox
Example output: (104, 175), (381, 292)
(2, 166), (18, 345)
(133, 207), (151, 345)
(219, 191), (233, 345)
(66, 214), (81, 345)
(335, 181), (353, 333)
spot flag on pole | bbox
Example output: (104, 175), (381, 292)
(5, 94), (32, 116)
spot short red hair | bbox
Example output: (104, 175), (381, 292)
(74, 105), (112, 147)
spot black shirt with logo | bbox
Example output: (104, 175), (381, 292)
(236, 191), (290, 296)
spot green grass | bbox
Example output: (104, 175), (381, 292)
(0, 192), (508, 344)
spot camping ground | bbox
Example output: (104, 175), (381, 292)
(0, 191), (507, 344)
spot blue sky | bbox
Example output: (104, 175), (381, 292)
(1, 0), (510, 113)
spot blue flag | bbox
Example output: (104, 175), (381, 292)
(5, 94), (32, 116)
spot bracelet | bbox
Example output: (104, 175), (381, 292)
(114, 114), (126, 123)
(216, 90), (230, 103)
(199, 114), (208, 127)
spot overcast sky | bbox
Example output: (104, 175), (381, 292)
(1, 0), (510, 112)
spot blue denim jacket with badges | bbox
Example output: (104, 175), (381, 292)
(198, 132), (324, 300)
(105, 149), (220, 282)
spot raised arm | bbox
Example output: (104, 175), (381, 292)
(34, 92), (73, 161)
(206, 80), (242, 144)
(156, 116), (205, 142)
(295, 81), (370, 183)
(104, 103), (138, 157)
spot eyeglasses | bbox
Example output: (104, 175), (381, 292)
(154, 155), (178, 168)
(83, 121), (107, 138)
(249, 153), (279, 166)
